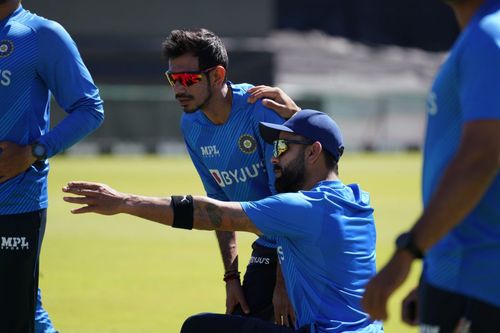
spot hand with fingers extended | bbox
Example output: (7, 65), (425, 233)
(62, 181), (127, 215)
(0, 141), (36, 183)
(225, 279), (250, 315)
(247, 85), (300, 119)
(361, 251), (414, 321)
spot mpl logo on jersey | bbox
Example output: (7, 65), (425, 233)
(209, 161), (264, 188)
(1, 237), (29, 250)
(201, 145), (220, 157)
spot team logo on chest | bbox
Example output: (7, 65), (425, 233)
(238, 134), (257, 154)
(0, 40), (14, 58)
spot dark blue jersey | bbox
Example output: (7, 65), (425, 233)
(0, 6), (104, 214)
(422, 0), (500, 308)
(181, 83), (284, 248)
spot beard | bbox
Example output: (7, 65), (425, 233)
(274, 154), (306, 193)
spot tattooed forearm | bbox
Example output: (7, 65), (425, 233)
(206, 202), (222, 228)
(193, 196), (261, 234)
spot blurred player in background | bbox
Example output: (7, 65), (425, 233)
(0, 0), (104, 332)
(362, 0), (500, 331)
(162, 28), (300, 324)
(63, 109), (383, 333)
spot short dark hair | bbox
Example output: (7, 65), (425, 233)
(323, 150), (339, 175)
(162, 28), (229, 72)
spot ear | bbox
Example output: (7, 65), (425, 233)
(210, 65), (227, 87)
(306, 141), (323, 165)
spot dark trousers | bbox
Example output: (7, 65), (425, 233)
(180, 313), (310, 333)
(419, 278), (500, 333)
(231, 242), (278, 321)
(0, 210), (46, 333)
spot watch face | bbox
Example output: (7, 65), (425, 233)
(396, 232), (423, 259)
(396, 233), (408, 249)
(32, 143), (47, 160)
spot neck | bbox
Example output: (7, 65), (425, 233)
(302, 169), (339, 191)
(449, 0), (484, 29)
(201, 83), (232, 125)
(0, 0), (19, 21)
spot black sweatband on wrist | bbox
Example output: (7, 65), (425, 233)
(171, 195), (194, 230)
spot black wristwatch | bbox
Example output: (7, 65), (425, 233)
(395, 232), (424, 259)
(31, 141), (47, 161)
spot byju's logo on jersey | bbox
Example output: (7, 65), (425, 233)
(201, 145), (220, 157)
(0, 40), (14, 58)
(238, 134), (257, 154)
(1, 237), (29, 250)
(209, 161), (264, 188)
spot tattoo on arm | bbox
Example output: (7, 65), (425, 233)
(206, 202), (222, 228)
(193, 197), (261, 234)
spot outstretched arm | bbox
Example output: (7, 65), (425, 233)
(63, 181), (262, 234)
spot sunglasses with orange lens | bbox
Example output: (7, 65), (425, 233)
(164, 66), (217, 87)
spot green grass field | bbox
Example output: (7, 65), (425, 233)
(41, 153), (422, 332)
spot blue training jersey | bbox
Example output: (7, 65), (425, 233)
(181, 83), (284, 248)
(0, 5), (104, 214)
(241, 180), (383, 333)
(422, 0), (500, 307)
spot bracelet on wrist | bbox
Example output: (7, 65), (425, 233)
(223, 271), (241, 282)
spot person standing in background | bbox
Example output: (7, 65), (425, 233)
(0, 0), (104, 332)
(362, 0), (500, 331)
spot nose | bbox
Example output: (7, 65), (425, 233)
(173, 81), (187, 94)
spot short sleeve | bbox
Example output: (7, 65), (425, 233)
(241, 192), (322, 239)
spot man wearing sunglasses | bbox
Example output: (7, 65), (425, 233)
(0, 0), (104, 332)
(162, 28), (300, 324)
(63, 109), (383, 333)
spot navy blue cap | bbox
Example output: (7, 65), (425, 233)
(259, 109), (344, 161)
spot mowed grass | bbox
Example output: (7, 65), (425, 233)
(41, 153), (422, 332)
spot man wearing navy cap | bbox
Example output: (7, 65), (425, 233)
(62, 110), (383, 333)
